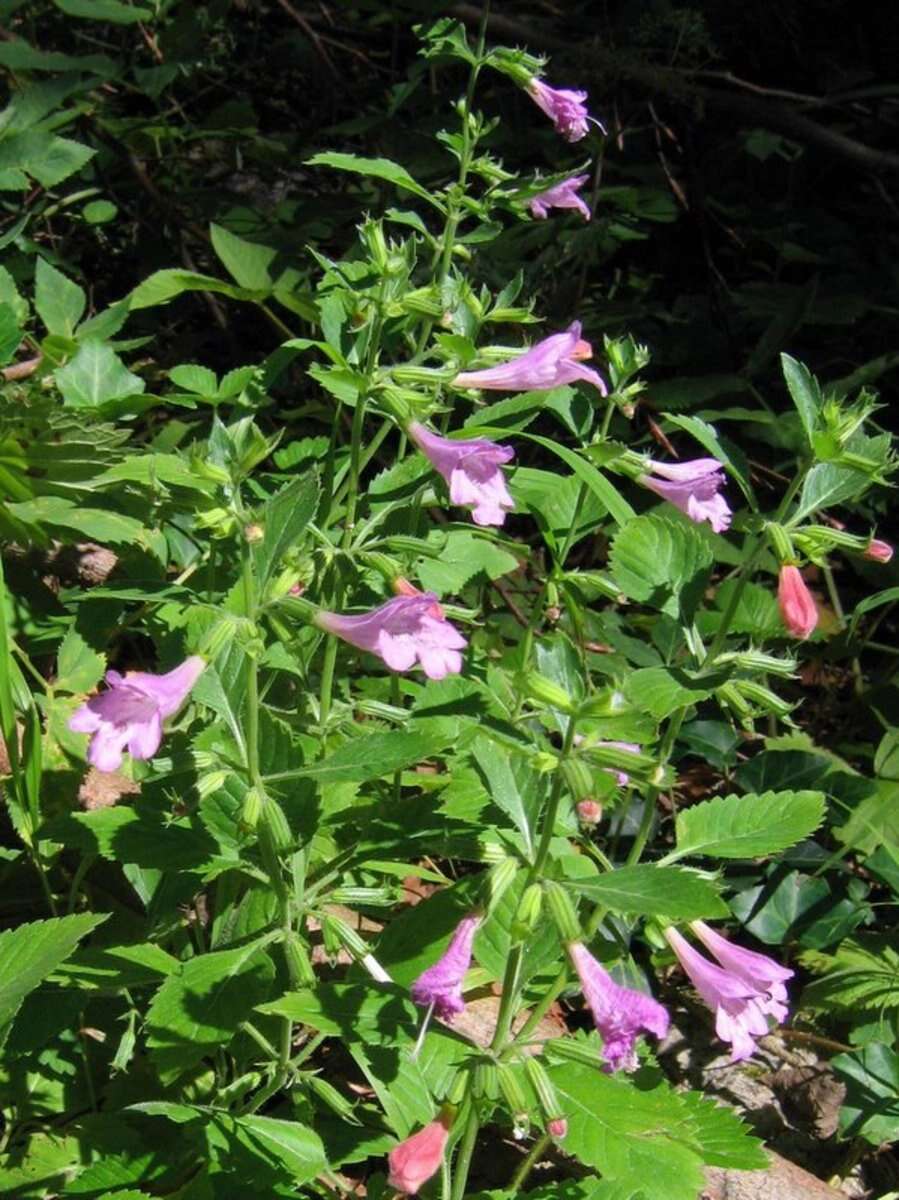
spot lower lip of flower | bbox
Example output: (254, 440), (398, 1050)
(572, 340), (593, 360)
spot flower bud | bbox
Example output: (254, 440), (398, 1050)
(864, 538), (893, 563)
(483, 857), (519, 915)
(548, 1117), (568, 1139)
(259, 795), (292, 852)
(284, 934), (316, 987)
(577, 798), (603, 825)
(543, 880), (581, 942)
(239, 786), (262, 831)
(561, 756), (594, 800)
(243, 522), (264, 544)
(512, 882), (543, 940)
(387, 1115), (451, 1195)
(777, 564), (818, 640)
(525, 671), (575, 713)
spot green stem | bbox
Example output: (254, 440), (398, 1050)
(341, 395), (369, 552)
(450, 1106), (481, 1200)
(508, 1133), (551, 1192)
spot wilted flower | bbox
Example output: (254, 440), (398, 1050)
(665, 925), (792, 1062)
(453, 321), (607, 395)
(411, 913), (481, 1021)
(777, 564), (818, 640)
(863, 538), (893, 563)
(68, 656), (205, 773)
(568, 941), (670, 1072)
(407, 422), (515, 527)
(640, 458), (732, 533)
(529, 174), (591, 221)
(387, 1115), (451, 1195)
(316, 594), (466, 680)
(576, 798), (603, 825)
(527, 79), (593, 142)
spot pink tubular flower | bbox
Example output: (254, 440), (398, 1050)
(68, 656), (205, 774)
(864, 538), (893, 563)
(665, 926), (791, 1062)
(568, 941), (670, 1073)
(387, 1115), (451, 1195)
(527, 79), (593, 142)
(452, 321), (607, 395)
(691, 921), (793, 1025)
(407, 421), (515, 527)
(640, 458), (732, 533)
(315, 594), (466, 680)
(529, 174), (591, 221)
(411, 913), (481, 1021)
(777, 565), (818, 640)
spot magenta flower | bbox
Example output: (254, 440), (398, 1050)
(68, 656), (205, 773)
(640, 458), (732, 533)
(527, 79), (594, 142)
(411, 914), (481, 1021)
(529, 174), (591, 221)
(407, 421), (515, 527)
(453, 321), (607, 395)
(568, 941), (670, 1072)
(665, 925), (791, 1062)
(777, 564), (818, 640)
(315, 594), (466, 680)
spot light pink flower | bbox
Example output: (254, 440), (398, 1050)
(863, 538), (893, 563)
(640, 458), (732, 533)
(407, 422), (515, 527)
(411, 913), (481, 1021)
(529, 174), (591, 221)
(777, 565), (818, 640)
(568, 941), (670, 1072)
(452, 321), (607, 394)
(316, 594), (466, 680)
(691, 920), (793, 1024)
(387, 1116), (450, 1195)
(527, 79), (593, 142)
(68, 656), (205, 773)
(665, 926), (791, 1062)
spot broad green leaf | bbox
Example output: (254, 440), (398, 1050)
(54, 340), (145, 407)
(416, 530), (519, 593)
(525, 433), (636, 528)
(146, 943), (275, 1083)
(0, 301), (23, 365)
(610, 514), (713, 619)
(307, 151), (444, 210)
(227, 1115), (326, 1184)
(128, 269), (255, 309)
(40, 807), (220, 871)
(210, 223), (276, 291)
(832, 1043), (899, 1145)
(0, 913), (107, 1046)
(293, 722), (457, 784)
(34, 257), (85, 337)
(54, 0), (152, 21)
(731, 869), (868, 949)
(0, 130), (94, 190)
(794, 461), (870, 521)
(169, 363), (218, 394)
(672, 790), (826, 861)
(55, 626), (106, 694)
(623, 667), (714, 720)
(54, 942), (178, 991)
(255, 470), (320, 586)
(566, 865), (728, 920)
(549, 1060), (763, 1200)
(0, 1132), (81, 1195)
(780, 353), (820, 441)
(470, 736), (537, 855)
(258, 983), (419, 1044)
(6, 496), (145, 545)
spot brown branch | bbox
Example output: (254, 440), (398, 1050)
(2, 355), (41, 381)
(273, 0), (340, 78)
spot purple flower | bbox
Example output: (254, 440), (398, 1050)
(411, 914), (481, 1021)
(665, 925), (791, 1062)
(315, 594), (466, 680)
(407, 421), (515, 527)
(529, 175), (591, 221)
(640, 458), (732, 533)
(527, 79), (594, 142)
(68, 656), (205, 773)
(691, 920), (793, 1024)
(453, 321), (607, 395)
(568, 941), (670, 1072)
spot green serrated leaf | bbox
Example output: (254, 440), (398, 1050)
(672, 790), (826, 861)
(307, 151), (444, 211)
(416, 530), (518, 593)
(623, 667), (713, 720)
(55, 626), (106, 694)
(210, 223), (276, 291)
(34, 257), (85, 338)
(610, 514), (713, 619)
(780, 353), (820, 441)
(128, 269), (255, 310)
(255, 471), (320, 587)
(566, 865), (727, 920)
(54, 340), (145, 407)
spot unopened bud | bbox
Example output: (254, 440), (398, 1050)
(765, 522), (794, 564)
(864, 538), (893, 563)
(577, 798), (603, 825)
(561, 756), (594, 800)
(284, 933), (316, 987)
(483, 857), (519, 915)
(548, 1117), (568, 1139)
(260, 796), (292, 852)
(497, 1062), (528, 1115)
(543, 881), (581, 942)
(244, 522), (264, 544)
(525, 671), (575, 713)
(239, 786), (262, 831)
(512, 882), (543, 940)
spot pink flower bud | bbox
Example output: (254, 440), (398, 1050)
(863, 539), (893, 563)
(777, 564), (818, 640)
(547, 1117), (568, 1139)
(387, 1117), (450, 1195)
(577, 799), (603, 825)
